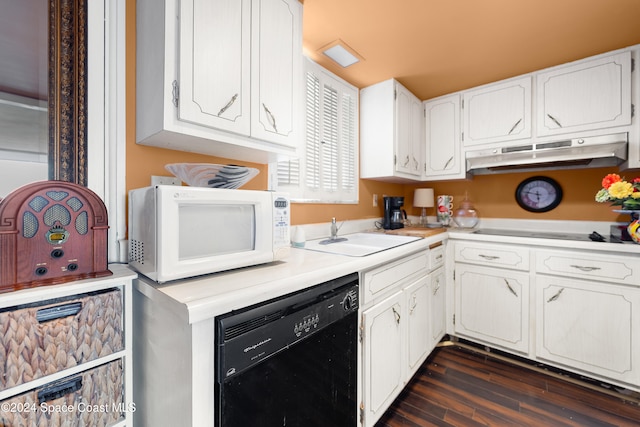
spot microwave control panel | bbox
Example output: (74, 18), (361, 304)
(273, 195), (290, 255)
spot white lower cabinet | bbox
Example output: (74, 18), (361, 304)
(536, 275), (640, 387)
(406, 276), (431, 374)
(454, 263), (530, 354)
(360, 245), (446, 427)
(362, 290), (404, 427)
(452, 238), (640, 392)
(428, 266), (446, 352)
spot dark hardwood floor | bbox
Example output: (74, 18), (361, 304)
(376, 342), (640, 427)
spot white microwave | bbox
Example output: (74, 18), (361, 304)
(128, 185), (290, 282)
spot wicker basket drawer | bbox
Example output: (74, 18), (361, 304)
(0, 289), (123, 391)
(0, 359), (124, 427)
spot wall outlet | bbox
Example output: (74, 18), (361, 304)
(151, 175), (182, 186)
(373, 194), (378, 207)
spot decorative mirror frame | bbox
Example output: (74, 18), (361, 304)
(48, 0), (87, 185)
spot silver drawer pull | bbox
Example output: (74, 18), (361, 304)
(504, 279), (518, 297)
(547, 288), (565, 303)
(38, 376), (83, 403)
(479, 254), (500, 260)
(36, 302), (82, 323)
(570, 265), (601, 272)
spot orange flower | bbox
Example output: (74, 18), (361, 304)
(602, 173), (621, 189)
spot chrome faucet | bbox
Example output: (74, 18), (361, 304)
(330, 218), (339, 240)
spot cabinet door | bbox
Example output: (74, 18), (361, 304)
(536, 51), (632, 136)
(536, 276), (640, 386)
(424, 94), (463, 179)
(179, 0), (251, 134)
(455, 264), (529, 353)
(405, 277), (430, 375)
(251, 0), (302, 147)
(362, 290), (403, 427)
(463, 77), (531, 146)
(395, 83), (422, 176)
(429, 267), (446, 352)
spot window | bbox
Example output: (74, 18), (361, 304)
(274, 58), (358, 203)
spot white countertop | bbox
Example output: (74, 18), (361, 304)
(133, 217), (640, 325)
(0, 264), (137, 309)
(448, 228), (640, 254)
(134, 232), (445, 324)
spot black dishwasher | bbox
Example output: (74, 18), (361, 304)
(215, 273), (359, 427)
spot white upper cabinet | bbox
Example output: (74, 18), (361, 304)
(536, 51), (632, 137)
(136, 0), (302, 163)
(179, 0), (251, 135)
(423, 94), (465, 180)
(395, 85), (423, 176)
(463, 77), (532, 147)
(250, 0), (301, 146)
(360, 79), (423, 182)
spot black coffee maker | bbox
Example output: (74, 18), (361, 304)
(383, 196), (405, 230)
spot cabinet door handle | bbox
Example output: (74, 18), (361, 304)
(504, 279), (518, 297)
(392, 306), (401, 324)
(547, 287), (565, 303)
(570, 265), (601, 272)
(262, 103), (278, 132)
(443, 156), (454, 170)
(403, 155), (410, 167)
(547, 113), (562, 128)
(413, 156), (419, 171)
(217, 93), (238, 117)
(409, 295), (418, 314)
(172, 80), (179, 107)
(479, 254), (500, 260)
(508, 118), (522, 135)
(433, 279), (441, 295)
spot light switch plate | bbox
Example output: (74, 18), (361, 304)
(151, 175), (182, 186)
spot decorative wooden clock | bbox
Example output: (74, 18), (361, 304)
(515, 176), (563, 213)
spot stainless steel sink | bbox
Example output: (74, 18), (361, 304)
(302, 232), (420, 257)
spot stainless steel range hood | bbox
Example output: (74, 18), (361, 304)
(466, 133), (628, 174)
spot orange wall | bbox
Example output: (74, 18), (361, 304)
(125, 1), (636, 226)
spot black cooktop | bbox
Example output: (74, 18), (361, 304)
(471, 229), (624, 243)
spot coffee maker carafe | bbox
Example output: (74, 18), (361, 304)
(383, 196), (405, 230)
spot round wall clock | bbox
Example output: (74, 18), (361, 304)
(515, 176), (563, 213)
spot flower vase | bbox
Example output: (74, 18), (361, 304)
(628, 219), (640, 243)
(612, 210), (640, 242)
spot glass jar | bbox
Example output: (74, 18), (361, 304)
(453, 199), (479, 228)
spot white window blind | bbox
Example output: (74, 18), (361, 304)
(275, 58), (358, 203)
